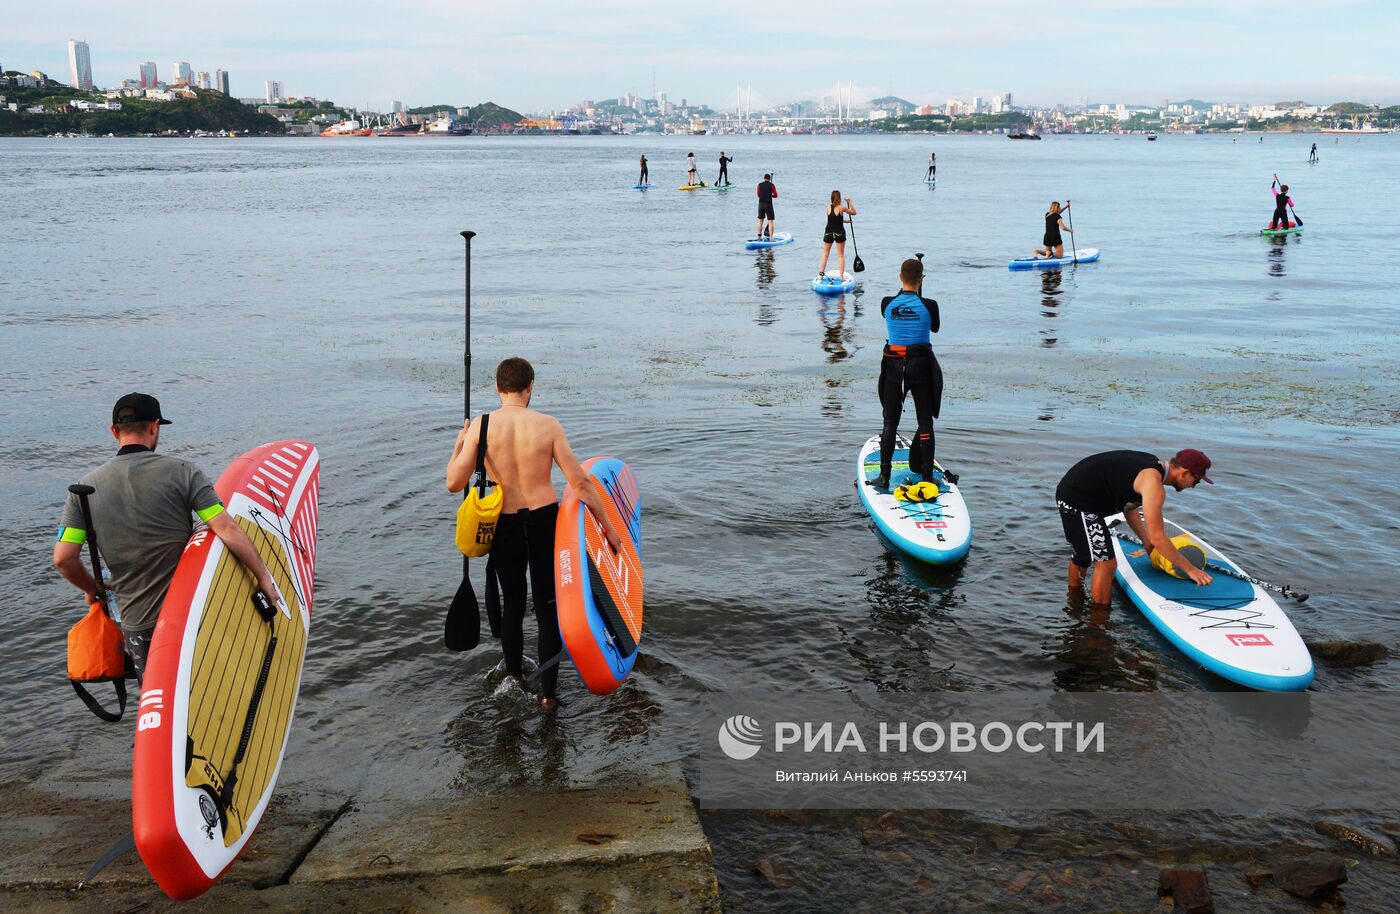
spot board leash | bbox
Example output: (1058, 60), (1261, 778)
(1108, 523), (1309, 602)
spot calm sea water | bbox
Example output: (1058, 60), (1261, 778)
(2, 134), (1397, 909)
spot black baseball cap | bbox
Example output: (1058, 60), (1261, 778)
(112, 393), (172, 426)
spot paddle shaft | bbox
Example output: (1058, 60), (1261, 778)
(1275, 175), (1303, 225)
(848, 209), (863, 271)
(68, 484), (110, 604)
(1066, 201), (1077, 262)
(1110, 526), (1309, 602)
(461, 231), (475, 582)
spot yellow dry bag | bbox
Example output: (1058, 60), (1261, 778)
(456, 414), (503, 558)
(894, 481), (940, 503)
(1150, 534), (1207, 579)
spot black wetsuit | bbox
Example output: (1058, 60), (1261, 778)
(718, 155), (731, 184)
(1270, 181), (1292, 229)
(757, 180), (777, 221)
(877, 291), (942, 482)
(490, 503), (563, 699)
(1043, 211), (1063, 248)
(1055, 450), (1162, 568)
(823, 205), (846, 244)
(639, 157), (648, 183)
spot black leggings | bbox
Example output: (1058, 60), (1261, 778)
(491, 504), (563, 698)
(640, 166), (648, 182)
(878, 347), (943, 480)
(1270, 207), (1289, 229)
(719, 164), (729, 183)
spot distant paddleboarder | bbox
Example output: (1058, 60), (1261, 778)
(755, 173), (778, 240)
(1056, 449), (1214, 605)
(926, 152), (937, 181)
(869, 258), (944, 489)
(1308, 143), (1318, 164)
(446, 358), (622, 711)
(1269, 174), (1295, 230)
(717, 152), (733, 186)
(1033, 200), (1072, 259)
(639, 154), (649, 184)
(817, 191), (857, 279)
(686, 152), (700, 187)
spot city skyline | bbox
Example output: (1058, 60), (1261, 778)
(7, 2), (1400, 111)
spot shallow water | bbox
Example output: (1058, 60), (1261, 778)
(1, 134), (1397, 908)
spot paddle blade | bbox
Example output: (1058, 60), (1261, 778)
(444, 573), (481, 652)
(853, 256), (866, 273)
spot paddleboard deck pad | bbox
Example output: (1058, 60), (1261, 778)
(1008, 248), (1100, 269)
(746, 232), (794, 249)
(133, 440), (320, 899)
(812, 271), (856, 294)
(556, 457), (644, 695)
(1261, 224), (1302, 236)
(856, 435), (972, 564)
(1109, 515), (1313, 691)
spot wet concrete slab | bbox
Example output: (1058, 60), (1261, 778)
(0, 764), (720, 913)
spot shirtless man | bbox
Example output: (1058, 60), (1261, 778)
(446, 357), (622, 709)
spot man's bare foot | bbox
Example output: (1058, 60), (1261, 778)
(539, 697), (559, 711)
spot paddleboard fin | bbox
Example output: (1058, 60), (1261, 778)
(78, 831), (135, 888)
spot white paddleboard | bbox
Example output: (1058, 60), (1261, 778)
(812, 271), (855, 294)
(1008, 248), (1100, 270)
(1109, 515), (1313, 691)
(855, 435), (971, 564)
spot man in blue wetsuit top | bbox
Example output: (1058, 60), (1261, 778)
(869, 258), (946, 490)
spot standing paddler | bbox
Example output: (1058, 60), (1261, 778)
(868, 258), (945, 490)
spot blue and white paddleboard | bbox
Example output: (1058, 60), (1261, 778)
(1109, 515), (1314, 691)
(812, 271), (856, 294)
(855, 435), (972, 565)
(745, 232), (793, 250)
(1008, 248), (1100, 270)
(925, 177), (937, 186)
(634, 182), (652, 190)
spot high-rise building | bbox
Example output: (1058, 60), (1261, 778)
(172, 61), (192, 86)
(139, 61), (157, 88)
(195, 71), (210, 90)
(1002, 92), (1013, 109)
(972, 95), (984, 113)
(391, 100), (403, 113)
(68, 39), (92, 90)
(215, 69), (230, 95)
(265, 80), (283, 103)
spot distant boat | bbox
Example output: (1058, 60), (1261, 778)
(1147, 132), (1158, 141)
(375, 123), (422, 137)
(1320, 122), (1390, 135)
(1007, 131), (1041, 140)
(423, 114), (471, 136)
(320, 120), (371, 137)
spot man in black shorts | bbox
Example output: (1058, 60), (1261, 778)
(755, 173), (777, 240)
(1056, 448), (1214, 605)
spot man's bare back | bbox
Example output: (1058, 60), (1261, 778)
(449, 404), (568, 512)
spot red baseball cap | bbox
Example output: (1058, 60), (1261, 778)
(1174, 448), (1213, 484)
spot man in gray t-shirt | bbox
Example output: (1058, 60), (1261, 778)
(53, 393), (281, 678)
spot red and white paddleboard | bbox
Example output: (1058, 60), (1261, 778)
(133, 440), (320, 899)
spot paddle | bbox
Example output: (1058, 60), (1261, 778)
(1273, 174), (1303, 227)
(1066, 199), (1077, 263)
(445, 230), (481, 652)
(1109, 523), (1310, 603)
(848, 201), (864, 273)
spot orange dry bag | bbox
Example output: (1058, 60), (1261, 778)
(68, 599), (128, 722)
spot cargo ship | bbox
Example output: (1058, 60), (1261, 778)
(423, 114), (471, 136)
(320, 120), (372, 137)
(375, 122), (423, 136)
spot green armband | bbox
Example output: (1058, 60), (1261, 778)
(57, 526), (87, 545)
(196, 503), (225, 522)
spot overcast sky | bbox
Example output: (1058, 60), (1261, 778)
(7, 1), (1398, 110)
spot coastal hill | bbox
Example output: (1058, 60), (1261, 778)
(0, 88), (284, 136)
